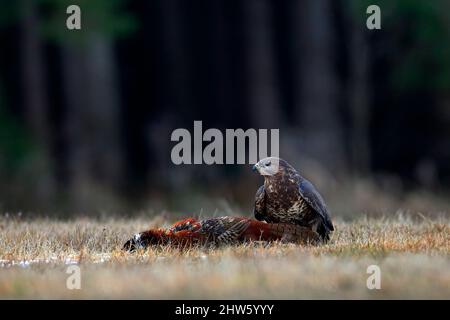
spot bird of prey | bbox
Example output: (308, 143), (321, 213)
(252, 157), (334, 241)
(122, 216), (320, 251)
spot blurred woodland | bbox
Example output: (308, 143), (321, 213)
(0, 0), (449, 216)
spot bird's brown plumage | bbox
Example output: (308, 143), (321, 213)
(253, 157), (334, 241)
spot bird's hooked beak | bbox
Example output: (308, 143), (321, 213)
(252, 163), (259, 172)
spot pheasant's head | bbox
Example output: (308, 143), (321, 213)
(122, 229), (165, 252)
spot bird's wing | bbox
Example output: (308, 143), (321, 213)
(253, 185), (266, 221)
(201, 217), (251, 245)
(298, 179), (334, 231)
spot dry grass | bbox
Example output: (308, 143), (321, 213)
(0, 213), (449, 299)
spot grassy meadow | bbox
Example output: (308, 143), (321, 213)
(0, 213), (449, 299)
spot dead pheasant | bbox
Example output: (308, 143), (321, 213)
(123, 216), (321, 251)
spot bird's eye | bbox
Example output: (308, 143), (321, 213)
(265, 161), (271, 167)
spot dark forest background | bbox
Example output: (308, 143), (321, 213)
(0, 0), (449, 217)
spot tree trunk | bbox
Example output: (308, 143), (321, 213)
(244, 0), (281, 129)
(294, 0), (348, 175)
(61, 35), (123, 211)
(84, 34), (123, 187)
(61, 44), (91, 207)
(153, 0), (194, 189)
(21, 0), (49, 143)
(21, 0), (55, 205)
(348, 14), (371, 176)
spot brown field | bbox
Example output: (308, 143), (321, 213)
(0, 213), (449, 299)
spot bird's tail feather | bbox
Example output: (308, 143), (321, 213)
(317, 220), (333, 242)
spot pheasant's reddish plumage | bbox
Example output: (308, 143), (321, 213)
(123, 216), (320, 251)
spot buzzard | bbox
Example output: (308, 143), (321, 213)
(252, 157), (334, 241)
(122, 216), (320, 251)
